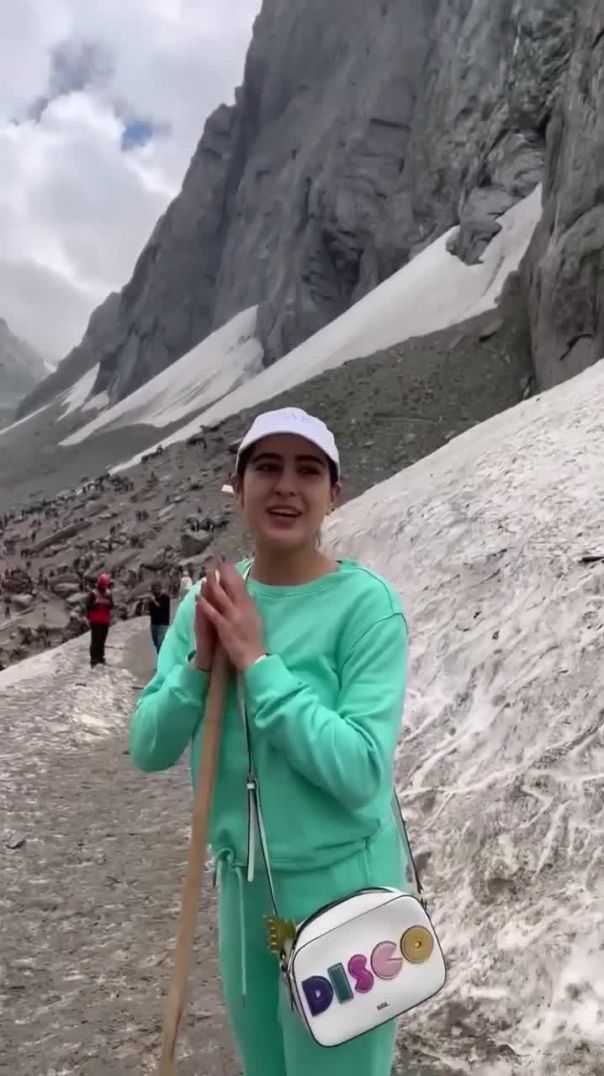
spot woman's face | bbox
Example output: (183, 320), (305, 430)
(235, 434), (340, 552)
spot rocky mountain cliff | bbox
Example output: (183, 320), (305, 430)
(18, 292), (119, 418)
(20, 0), (601, 420)
(526, 0), (604, 386)
(0, 319), (47, 427)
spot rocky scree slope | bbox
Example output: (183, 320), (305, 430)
(0, 293), (533, 669)
(20, 0), (577, 418)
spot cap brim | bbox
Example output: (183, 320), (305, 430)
(236, 429), (339, 476)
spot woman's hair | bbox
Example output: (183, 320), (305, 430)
(236, 445), (339, 487)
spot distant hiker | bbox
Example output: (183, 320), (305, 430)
(86, 573), (113, 667)
(148, 580), (170, 655)
(179, 567), (193, 601)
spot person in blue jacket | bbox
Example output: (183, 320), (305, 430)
(129, 407), (409, 1076)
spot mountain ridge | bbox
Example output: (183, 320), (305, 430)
(20, 0), (599, 424)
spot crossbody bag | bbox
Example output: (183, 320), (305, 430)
(236, 668), (446, 1049)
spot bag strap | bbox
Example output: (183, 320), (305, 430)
(236, 674), (280, 917)
(239, 561), (427, 912)
(391, 789), (426, 906)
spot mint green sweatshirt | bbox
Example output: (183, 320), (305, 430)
(129, 560), (408, 872)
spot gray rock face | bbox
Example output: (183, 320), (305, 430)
(92, 104), (237, 400)
(526, 0), (604, 388)
(16, 293), (119, 418)
(17, 0), (583, 413)
(0, 319), (47, 426)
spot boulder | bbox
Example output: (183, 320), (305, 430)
(12, 594), (33, 611)
(181, 530), (213, 557)
(178, 552), (214, 570)
(38, 606), (71, 630)
(66, 593), (86, 608)
(52, 582), (81, 598)
(201, 513), (229, 531)
(140, 549), (171, 571)
(31, 521), (90, 554)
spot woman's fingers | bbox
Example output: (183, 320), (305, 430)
(198, 596), (228, 636)
(205, 581), (232, 616)
(217, 561), (246, 601)
(205, 567), (236, 615)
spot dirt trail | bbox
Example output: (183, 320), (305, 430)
(0, 621), (238, 1075)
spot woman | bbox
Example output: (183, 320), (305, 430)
(129, 407), (409, 1076)
(86, 572), (113, 667)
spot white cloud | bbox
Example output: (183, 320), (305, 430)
(0, 0), (259, 360)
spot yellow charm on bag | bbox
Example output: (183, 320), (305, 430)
(265, 915), (296, 953)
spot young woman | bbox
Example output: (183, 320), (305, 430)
(129, 407), (409, 1076)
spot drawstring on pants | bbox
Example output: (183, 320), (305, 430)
(214, 849), (247, 1000)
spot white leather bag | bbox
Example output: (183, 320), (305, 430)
(238, 681), (447, 1048)
(284, 882), (446, 1047)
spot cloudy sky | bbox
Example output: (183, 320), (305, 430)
(0, 0), (259, 361)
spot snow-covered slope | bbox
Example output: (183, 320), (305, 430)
(61, 308), (263, 447)
(323, 358), (604, 1073)
(113, 186), (541, 469)
(61, 364), (106, 418)
(32, 187), (540, 467)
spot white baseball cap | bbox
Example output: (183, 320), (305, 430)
(235, 407), (340, 478)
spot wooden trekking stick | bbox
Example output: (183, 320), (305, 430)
(158, 646), (229, 1075)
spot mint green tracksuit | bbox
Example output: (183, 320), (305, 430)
(129, 560), (409, 1075)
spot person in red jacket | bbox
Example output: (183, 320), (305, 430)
(86, 573), (113, 667)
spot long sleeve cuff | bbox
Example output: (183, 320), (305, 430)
(242, 654), (293, 724)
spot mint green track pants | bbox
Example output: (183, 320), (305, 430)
(217, 823), (404, 1076)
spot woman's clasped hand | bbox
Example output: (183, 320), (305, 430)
(195, 560), (265, 673)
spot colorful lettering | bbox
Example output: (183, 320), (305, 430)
(301, 925), (434, 1019)
(328, 963), (353, 1002)
(347, 954), (375, 994)
(371, 940), (404, 981)
(301, 975), (333, 1016)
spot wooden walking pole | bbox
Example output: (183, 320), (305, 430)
(158, 646), (229, 1075)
